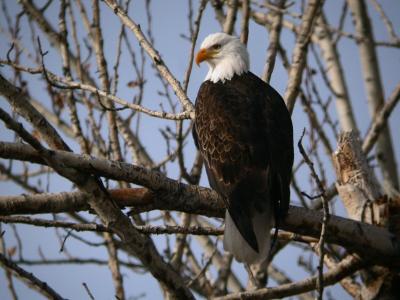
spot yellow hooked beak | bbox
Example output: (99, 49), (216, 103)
(196, 48), (215, 65)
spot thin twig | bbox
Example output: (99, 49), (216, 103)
(104, 232), (125, 300)
(369, 0), (398, 43)
(59, 0), (90, 154)
(298, 129), (330, 300)
(15, 258), (143, 270)
(178, 0), (208, 184)
(95, 91), (129, 112)
(0, 229), (19, 300)
(91, 0), (123, 163)
(187, 240), (218, 287)
(37, 38), (70, 90)
(0, 215), (223, 235)
(183, 0), (208, 92)
(82, 282), (95, 300)
(333, 2), (348, 45)
(59, 229), (72, 252)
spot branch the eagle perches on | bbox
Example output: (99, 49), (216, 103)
(0, 141), (398, 267)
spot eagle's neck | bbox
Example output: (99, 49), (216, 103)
(205, 51), (249, 83)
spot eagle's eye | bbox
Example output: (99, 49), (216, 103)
(211, 44), (222, 50)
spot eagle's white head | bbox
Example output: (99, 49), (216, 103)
(196, 33), (249, 83)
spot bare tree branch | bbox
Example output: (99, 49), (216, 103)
(223, 0), (239, 35)
(0, 70), (195, 300)
(102, 0), (195, 115)
(262, 0), (285, 83)
(314, 13), (358, 132)
(363, 82), (400, 154)
(240, 0), (250, 45)
(0, 252), (66, 300)
(284, 0), (324, 113)
(0, 143), (398, 264)
(347, 0), (399, 195)
(214, 255), (365, 300)
(298, 130), (330, 299)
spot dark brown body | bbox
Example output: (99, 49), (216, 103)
(193, 72), (293, 253)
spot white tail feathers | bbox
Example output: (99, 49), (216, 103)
(223, 209), (274, 265)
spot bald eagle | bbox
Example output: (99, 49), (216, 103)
(193, 33), (293, 264)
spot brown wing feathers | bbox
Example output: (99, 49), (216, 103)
(193, 72), (293, 255)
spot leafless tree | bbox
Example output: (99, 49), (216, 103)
(0, 0), (399, 299)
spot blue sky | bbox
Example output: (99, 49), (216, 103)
(0, 1), (399, 299)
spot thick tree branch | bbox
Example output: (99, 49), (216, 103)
(333, 131), (382, 222)
(314, 13), (358, 132)
(347, 0), (399, 194)
(0, 142), (398, 265)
